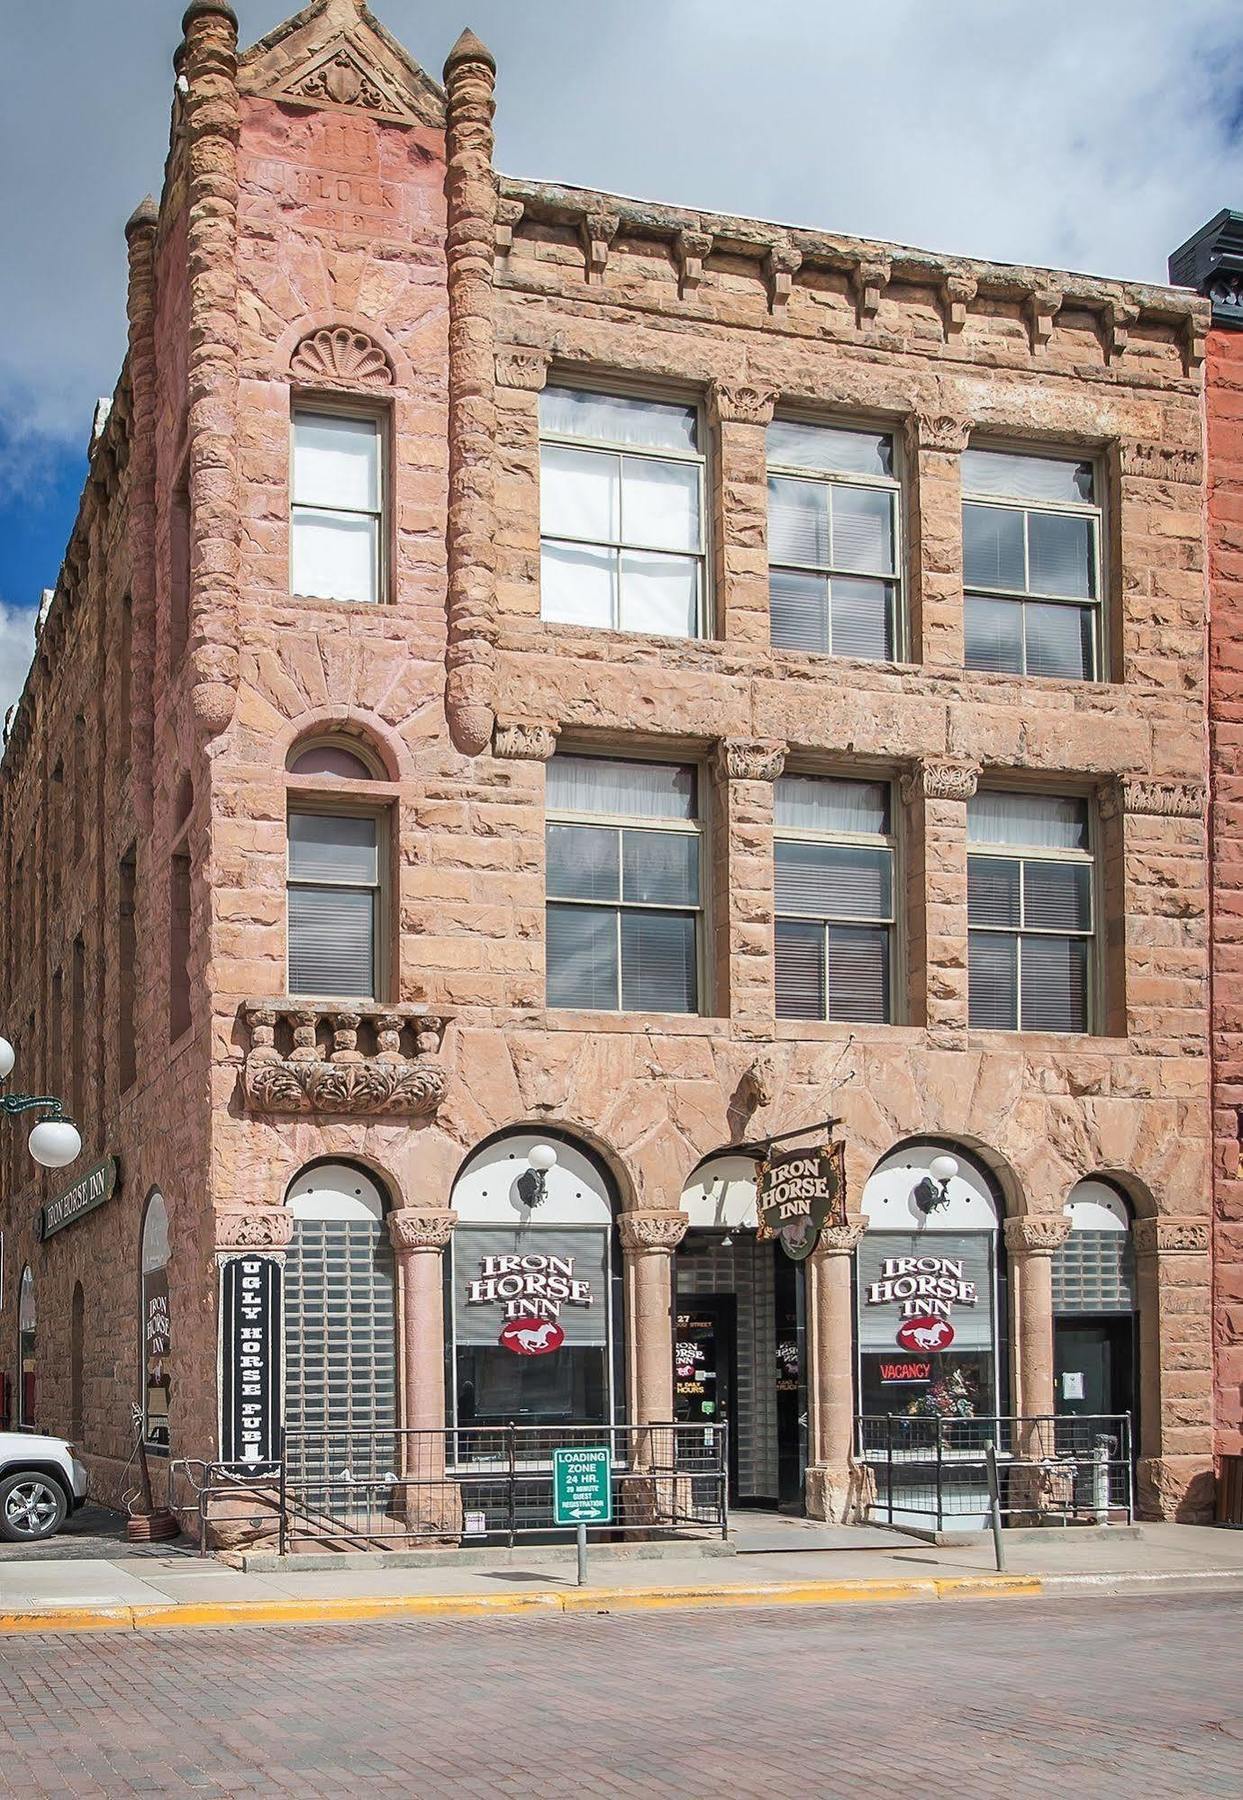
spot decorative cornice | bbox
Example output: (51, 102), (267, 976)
(1118, 441), (1204, 486)
(494, 347), (550, 392)
(215, 1209), (295, 1255)
(1099, 776), (1206, 821)
(675, 228), (713, 297)
(906, 410), (973, 455)
(1133, 1217), (1210, 1256)
(764, 245), (801, 314)
(618, 1212), (689, 1254)
(1004, 1216), (1072, 1255)
(900, 759), (979, 803)
(290, 326), (394, 389)
(707, 380), (779, 428)
(240, 1002), (450, 1118)
(813, 1216), (867, 1255)
(492, 717), (559, 761)
(714, 737), (787, 783)
(387, 1209), (458, 1253)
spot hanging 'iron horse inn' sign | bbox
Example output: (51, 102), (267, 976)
(39, 1155), (119, 1240)
(756, 1140), (847, 1259)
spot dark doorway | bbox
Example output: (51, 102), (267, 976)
(1054, 1316), (1136, 1436)
(774, 1250), (806, 1508)
(675, 1296), (738, 1497)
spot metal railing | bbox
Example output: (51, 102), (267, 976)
(855, 1413), (1133, 1530)
(167, 1458), (284, 1556)
(278, 1422), (728, 1551)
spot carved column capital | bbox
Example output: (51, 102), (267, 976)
(714, 737), (787, 783)
(495, 346), (550, 392)
(1099, 775), (1206, 821)
(1132, 1217), (1210, 1257)
(492, 716), (560, 761)
(906, 409), (973, 455)
(215, 1208), (295, 1257)
(708, 380), (779, 428)
(812, 1216), (867, 1256)
(900, 758), (979, 803)
(387, 1209), (458, 1254)
(618, 1211), (689, 1255)
(1003, 1215), (1072, 1256)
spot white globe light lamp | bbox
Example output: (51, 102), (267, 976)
(519, 1141), (558, 1209)
(914, 1152), (959, 1218)
(0, 1037), (14, 1081)
(29, 1118), (83, 1169)
(929, 1154), (959, 1185)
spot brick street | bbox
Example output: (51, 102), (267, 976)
(0, 1594), (1238, 1796)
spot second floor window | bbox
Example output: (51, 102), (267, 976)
(768, 421), (900, 660)
(291, 410), (383, 605)
(288, 811), (380, 998)
(775, 775), (895, 1023)
(968, 791), (1093, 1033)
(963, 449), (1100, 680)
(539, 388), (705, 638)
(546, 755), (701, 1013)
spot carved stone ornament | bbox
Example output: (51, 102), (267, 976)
(495, 196), (524, 253)
(708, 380), (779, 428)
(581, 211), (619, 283)
(900, 759), (979, 804)
(492, 717), (560, 761)
(1118, 441), (1204, 486)
(494, 347), (550, 392)
(813, 1216), (868, 1255)
(387, 1209), (458, 1253)
(676, 229), (713, 297)
(908, 410), (973, 455)
(740, 1052), (777, 1112)
(764, 245), (802, 313)
(1100, 776), (1206, 821)
(240, 1001), (451, 1118)
(715, 738), (787, 783)
(1132, 1217), (1210, 1256)
(291, 326), (394, 389)
(1003, 1216), (1073, 1255)
(851, 254), (891, 322)
(618, 1212), (689, 1254)
(269, 33), (428, 125)
(1025, 286), (1062, 351)
(215, 1209), (296, 1254)
(940, 271), (976, 336)
(1105, 295), (1140, 358)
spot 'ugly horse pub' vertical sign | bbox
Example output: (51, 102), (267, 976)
(219, 1257), (282, 1473)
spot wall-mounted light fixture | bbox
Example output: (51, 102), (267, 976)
(0, 1035), (83, 1169)
(913, 1154), (959, 1218)
(517, 1142), (558, 1209)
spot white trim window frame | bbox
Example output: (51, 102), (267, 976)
(773, 774), (897, 1023)
(286, 807), (383, 1001)
(290, 405), (385, 606)
(967, 791), (1095, 1034)
(962, 448), (1102, 682)
(767, 419), (903, 661)
(545, 755), (704, 1015)
(538, 386), (708, 639)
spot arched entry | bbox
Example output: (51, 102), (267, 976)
(1053, 1179), (1138, 1439)
(140, 1191), (171, 1451)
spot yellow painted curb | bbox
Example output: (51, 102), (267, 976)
(0, 1574), (1044, 1636)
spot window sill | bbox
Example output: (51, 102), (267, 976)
(966, 1028), (1128, 1052)
(543, 1010), (723, 1034)
(773, 1019), (922, 1042)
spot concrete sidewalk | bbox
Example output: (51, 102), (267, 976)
(0, 1522), (1241, 1634)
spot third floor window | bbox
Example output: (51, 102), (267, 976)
(291, 409), (383, 606)
(767, 421), (900, 660)
(539, 388), (705, 638)
(962, 449), (1100, 681)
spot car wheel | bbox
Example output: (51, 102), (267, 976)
(0, 1472), (68, 1542)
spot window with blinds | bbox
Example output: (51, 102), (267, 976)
(962, 449), (1100, 681)
(288, 810), (380, 998)
(767, 421), (900, 660)
(539, 388), (705, 637)
(967, 791), (1093, 1033)
(774, 775), (895, 1023)
(291, 410), (383, 605)
(545, 754), (702, 1013)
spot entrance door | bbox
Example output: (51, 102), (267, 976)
(1054, 1316), (1135, 1434)
(674, 1297), (737, 1497)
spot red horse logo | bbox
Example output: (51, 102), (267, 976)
(896, 1317), (955, 1352)
(499, 1318), (565, 1356)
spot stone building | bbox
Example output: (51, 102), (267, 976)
(1170, 211), (1243, 1496)
(0, 0), (1216, 1529)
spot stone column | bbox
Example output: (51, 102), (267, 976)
(388, 1209), (460, 1537)
(707, 381), (777, 647)
(493, 347), (550, 627)
(712, 739), (787, 1033)
(900, 758), (978, 1047)
(1003, 1215), (1071, 1421)
(1134, 1217), (1214, 1521)
(804, 1217), (867, 1522)
(904, 408), (971, 667)
(619, 1212), (689, 1427)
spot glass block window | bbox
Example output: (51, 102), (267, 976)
(546, 754), (702, 1014)
(1052, 1233), (1136, 1314)
(539, 388), (705, 637)
(774, 775), (895, 1023)
(962, 449), (1100, 681)
(291, 411), (383, 605)
(767, 421), (900, 660)
(283, 1218), (397, 1436)
(288, 811), (380, 999)
(968, 792), (1093, 1033)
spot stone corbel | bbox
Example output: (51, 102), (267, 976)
(900, 758), (979, 803)
(387, 1209), (458, 1253)
(215, 1208), (295, 1259)
(714, 737), (787, 783)
(495, 196), (524, 254)
(492, 716), (560, 761)
(495, 346), (550, 392)
(906, 409), (973, 456)
(851, 254), (891, 326)
(1003, 1215), (1072, 1256)
(764, 245), (802, 315)
(1099, 775), (1206, 821)
(1182, 308), (1208, 376)
(1025, 286), (1062, 352)
(580, 210), (619, 283)
(1132, 1217), (1210, 1256)
(675, 228), (713, 298)
(707, 380), (779, 429)
(618, 1212), (689, 1254)
(940, 272), (976, 338)
(1104, 295), (1140, 360)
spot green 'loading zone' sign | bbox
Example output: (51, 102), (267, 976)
(553, 1446), (612, 1525)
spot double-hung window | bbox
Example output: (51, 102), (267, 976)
(767, 421), (900, 659)
(539, 388), (705, 637)
(963, 449), (1100, 680)
(288, 811), (381, 998)
(291, 410), (383, 605)
(774, 775), (895, 1022)
(546, 756), (702, 1013)
(967, 792), (1094, 1033)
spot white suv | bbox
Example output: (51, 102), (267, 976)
(0, 1432), (89, 1542)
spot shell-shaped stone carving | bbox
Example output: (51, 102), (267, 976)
(290, 326), (394, 389)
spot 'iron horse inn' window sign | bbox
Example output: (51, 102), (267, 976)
(756, 1140), (847, 1260)
(856, 1233), (997, 1418)
(456, 1227), (605, 1356)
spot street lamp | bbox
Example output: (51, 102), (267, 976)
(0, 1035), (82, 1169)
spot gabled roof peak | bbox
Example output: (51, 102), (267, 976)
(239, 0), (445, 128)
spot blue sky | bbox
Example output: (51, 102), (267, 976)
(2, 0), (1242, 720)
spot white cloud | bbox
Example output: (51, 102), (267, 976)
(0, 604), (37, 731)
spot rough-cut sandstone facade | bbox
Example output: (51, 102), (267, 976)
(0, 0), (1216, 1522)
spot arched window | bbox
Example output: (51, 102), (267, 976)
(287, 738), (379, 781)
(448, 1132), (621, 1431)
(1053, 1179), (1137, 1426)
(141, 1192), (171, 1450)
(17, 1267), (35, 1429)
(70, 1284), (84, 1442)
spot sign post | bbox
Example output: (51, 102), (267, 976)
(552, 1445), (611, 1586)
